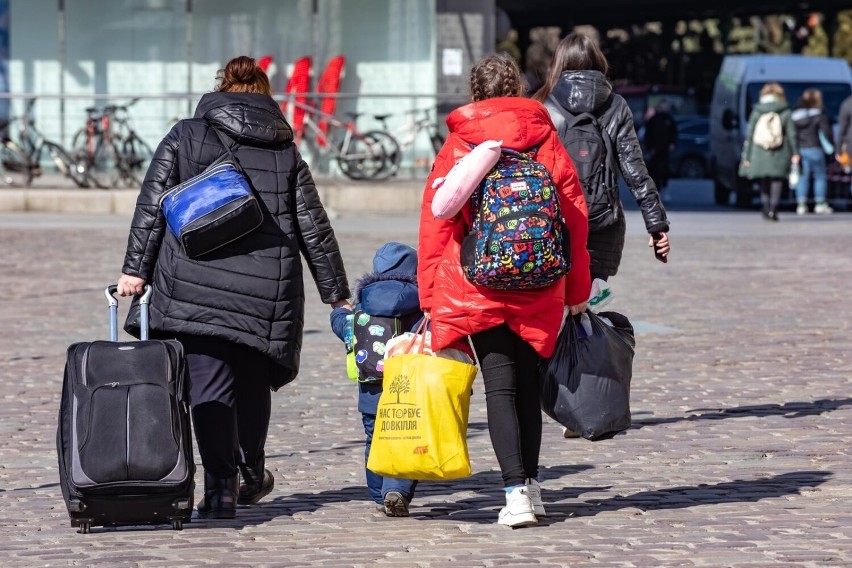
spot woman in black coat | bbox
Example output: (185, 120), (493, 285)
(533, 33), (670, 281)
(117, 56), (351, 519)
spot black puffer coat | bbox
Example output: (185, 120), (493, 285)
(121, 92), (350, 389)
(545, 70), (669, 278)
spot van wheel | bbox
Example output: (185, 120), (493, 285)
(735, 177), (754, 208)
(713, 179), (729, 205)
(679, 157), (706, 178)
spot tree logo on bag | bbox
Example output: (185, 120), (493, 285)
(386, 374), (412, 405)
(378, 373), (422, 432)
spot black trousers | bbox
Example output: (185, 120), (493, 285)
(178, 335), (272, 479)
(470, 324), (542, 487)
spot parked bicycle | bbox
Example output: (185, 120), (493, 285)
(0, 98), (90, 188)
(72, 98), (153, 188)
(370, 108), (445, 176)
(287, 97), (398, 180)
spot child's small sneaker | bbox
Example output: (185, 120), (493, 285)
(383, 491), (410, 517)
(498, 486), (538, 528)
(796, 202), (808, 215)
(525, 478), (547, 517)
(815, 202), (834, 215)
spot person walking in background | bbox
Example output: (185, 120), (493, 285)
(835, 93), (852, 173)
(330, 242), (422, 518)
(792, 89), (834, 215)
(533, 32), (670, 283)
(116, 56), (351, 520)
(419, 53), (591, 528)
(739, 82), (799, 221)
(643, 99), (678, 202)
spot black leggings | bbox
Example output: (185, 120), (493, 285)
(470, 324), (542, 487)
(759, 177), (784, 215)
(178, 335), (272, 479)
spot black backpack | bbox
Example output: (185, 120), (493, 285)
(549, 96), (621, 231)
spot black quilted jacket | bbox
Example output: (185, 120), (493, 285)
(545, 70), (669, 277)
(121, 92), (350, 389)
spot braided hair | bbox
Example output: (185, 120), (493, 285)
(469, 53), (523, 102)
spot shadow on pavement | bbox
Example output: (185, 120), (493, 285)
(541, 470), (832, 522)
(633, 398), (852, 428)
(202, 464), (594, 528)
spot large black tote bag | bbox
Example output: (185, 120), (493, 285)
(539, 311), (635, 440)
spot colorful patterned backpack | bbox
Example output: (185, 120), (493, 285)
(460, 147), (570, 290)
(346, 310), (402, 383)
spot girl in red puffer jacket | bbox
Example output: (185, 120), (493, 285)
(418, 53), (591, 528)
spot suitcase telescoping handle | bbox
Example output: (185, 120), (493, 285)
(105, 285), (153, 341)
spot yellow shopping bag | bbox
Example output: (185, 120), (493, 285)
(367, 324), (477, 480)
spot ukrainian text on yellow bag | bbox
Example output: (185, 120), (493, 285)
(367, 351), (477, 480)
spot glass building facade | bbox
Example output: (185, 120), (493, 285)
(6, 0), (438, 175)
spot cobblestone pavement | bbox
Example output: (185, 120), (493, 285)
(1, 195), (852, 567)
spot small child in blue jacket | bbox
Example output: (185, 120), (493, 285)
(330, 242), (421, 516)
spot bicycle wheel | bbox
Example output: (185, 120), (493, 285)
(45, 141), (90, 188)
(430, 131), (445, 156)
(121, 134), (153, 186)
(87, 140), (121, 189)
(337, 132), (388, 181)
(363, 130), (401, 179)
(0, 140), (33, 187)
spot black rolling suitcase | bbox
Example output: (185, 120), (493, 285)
(57, 285), (195, 533)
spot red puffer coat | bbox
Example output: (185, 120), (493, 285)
(418, 97), (591, 358)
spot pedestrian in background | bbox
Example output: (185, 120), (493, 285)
(534, 32), (670, 282)
(835, 93), (852, 172)
(739, 82), (799, 221)
(643, 99), (679, 202)
(330, 242), (422, 517)
(419, 53), (591, 528)
(117, 56), (351, 520)
(792, 88), (834, 215)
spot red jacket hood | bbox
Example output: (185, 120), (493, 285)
(446, 97), (555, 150)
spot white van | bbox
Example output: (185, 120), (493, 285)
(709, 55), (852, 207)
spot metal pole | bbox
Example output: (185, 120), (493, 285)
(58, 0), (66, 144)
(186, 0), (193, 117)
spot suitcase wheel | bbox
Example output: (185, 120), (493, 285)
(171, 520), (183, 530)
(77, 521), (91, 534)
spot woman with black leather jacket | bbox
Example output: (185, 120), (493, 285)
(116, 56), (351, 520)
(534, 33), (670, 281)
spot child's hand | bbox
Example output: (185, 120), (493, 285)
(331, 300), (353, 310)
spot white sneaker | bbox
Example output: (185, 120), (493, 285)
(815, 202), (834, 215)
(525, 478), (547, 517)
(796, 203), (808, 215)
(498, 486), (538, 528)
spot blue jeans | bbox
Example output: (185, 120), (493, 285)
(362, 413), (417, 504)
(797, 147), (828, 203)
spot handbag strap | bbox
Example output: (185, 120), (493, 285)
(207, 122), (245, 172)
(403, 314), (430, 355)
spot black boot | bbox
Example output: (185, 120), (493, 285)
(238, 453), (275, 505)
(197, 471), (239, 519)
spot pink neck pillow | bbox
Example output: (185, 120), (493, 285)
(431, 140), (502, 220)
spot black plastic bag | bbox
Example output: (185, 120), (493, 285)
(539, 311), (635, 440)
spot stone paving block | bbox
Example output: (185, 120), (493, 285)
(1, 211), (852, 566)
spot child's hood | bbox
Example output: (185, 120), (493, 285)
(356, 272), (420, 317)
(353, 242), (420, 317)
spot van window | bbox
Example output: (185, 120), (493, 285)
(745, 82), (852, 122)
